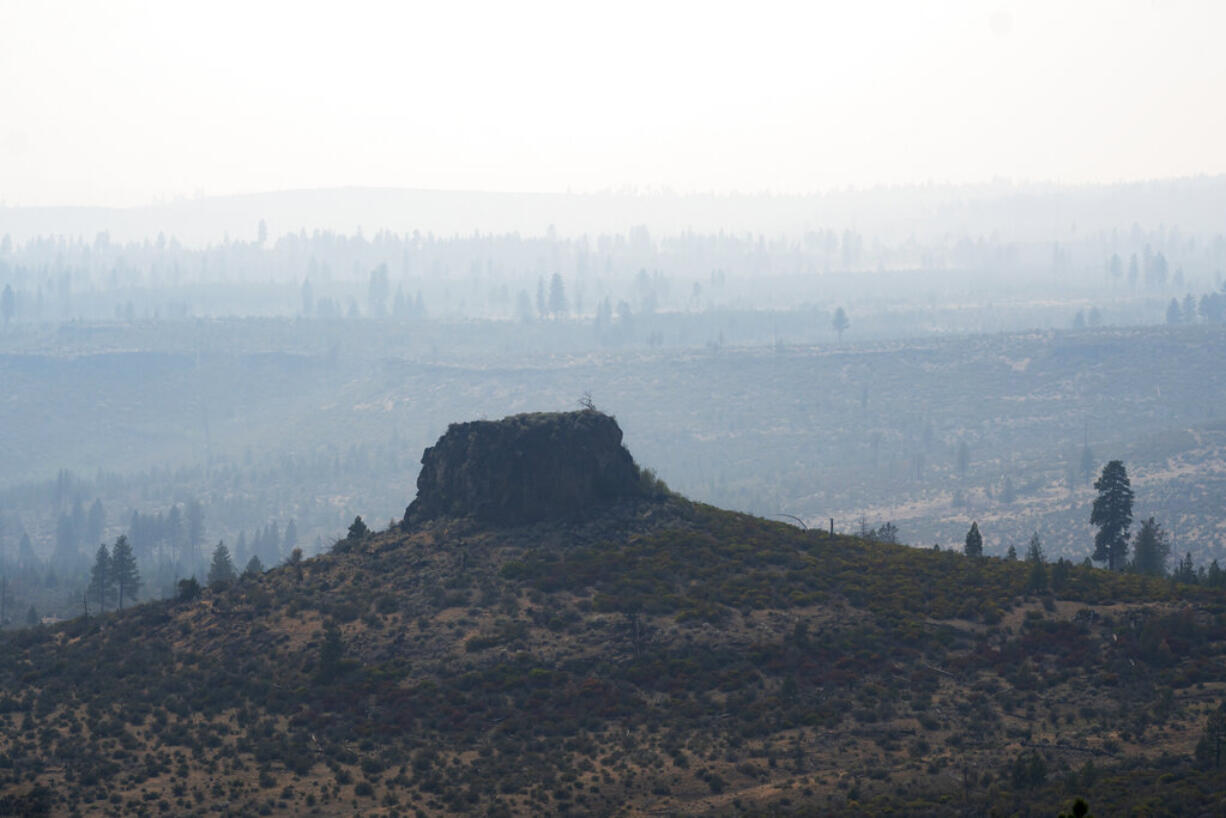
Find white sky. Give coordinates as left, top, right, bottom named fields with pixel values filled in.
left=1, top=0, right=1224, bottom=207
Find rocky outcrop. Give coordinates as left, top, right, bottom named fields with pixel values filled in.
left=404, top=410, right=648, bottom=526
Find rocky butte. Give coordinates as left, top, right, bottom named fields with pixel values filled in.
left=403, top=408, right=653, bottom=527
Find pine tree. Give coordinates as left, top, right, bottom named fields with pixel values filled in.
left=87, top=544, right=115, bottom=613
left=832, top=306, right=849, bottom=341
left=207, top=542, right=237, bottom=588
left=963, top=522, right=983, bottom=558
left=347, top=516, right=369, bottom=541
left=1026, top=533, right=1047, bottom=592
left=1090, top=460, right=1133, bottom=570
left=1174, top=551, right=1197, bottom=584
left=110, top=535, right=141, bottom=609
left=176, top=577, right=201, bottom=601
left=1166, top=298, right=1183, bottom=325
left=1130, top=517, right=1170, bottom=577
left=875, top=522, right=898, bottom=544
left=1024, top=532, right=1043, bottom=563
left=548, top=273, right=567, bottom=317
left=243, top=555, right=265, bottom=579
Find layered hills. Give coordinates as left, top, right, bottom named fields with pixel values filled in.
left=2, top=410, right=1226, bottom=817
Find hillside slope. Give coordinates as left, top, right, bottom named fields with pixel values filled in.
left=2, top=413, right=1226, bottom=816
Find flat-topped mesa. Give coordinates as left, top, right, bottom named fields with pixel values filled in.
left=404, top=409, right=649, bottom=526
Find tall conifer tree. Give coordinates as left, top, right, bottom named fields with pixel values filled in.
left=964, top=522, right=983, bottom=557
left=88, top=544, right=115, bottom=612
left=1091, top=461, right=1133, bottom=570
left=110, top=535, right=141, bottom=609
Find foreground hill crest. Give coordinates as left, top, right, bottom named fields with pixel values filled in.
left=3, top=419, right=1226, bottom=816
left=403, top=408, right=651, bottom=526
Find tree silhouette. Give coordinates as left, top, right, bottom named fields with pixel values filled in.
left=348, top=516, right=369, bottom=541
left=548, top=273, right=568, bottom=317
left=1026, top=532, right=1047, bottom=591
left=243, top=554, right=265, bottom=579
left=1025, top=532, right=1044, bottom=563
left=1130, top=517, right=1170, bottom=577
left=207, top=542, right=237, bottom=588
left=176, top=577, right=201, bottom=602
left=87, top=544, right=114, bottom=613
left=964, top=522, right=983, bottom=557
left=831, top=307, right=849, bottom=342
left=1090, top=460, right=1133, bottom=570
left=1173, top=551, right=1197, bottom=584
left=110, top=535, right=141, bottom=609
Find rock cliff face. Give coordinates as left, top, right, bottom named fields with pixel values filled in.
left=404, top=410, right=646, bottom=525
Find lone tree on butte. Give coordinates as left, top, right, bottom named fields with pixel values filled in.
left=1091, top=460, right=1133, bottom=571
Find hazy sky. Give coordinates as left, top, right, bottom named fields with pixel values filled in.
left=2, top=0, right=1224, bottom=207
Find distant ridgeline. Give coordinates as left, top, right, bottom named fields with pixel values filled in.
left=403, top=409, right=657, bottom=526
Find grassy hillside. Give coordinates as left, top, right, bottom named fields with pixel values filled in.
left=2, top=499, right=1226, bottom=816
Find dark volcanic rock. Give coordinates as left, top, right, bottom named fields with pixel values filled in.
left=404, top=409, right=646, bottom=525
